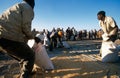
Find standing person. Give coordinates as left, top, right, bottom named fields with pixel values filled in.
left=0, top=0, right=35, bottom=78
left=49, top=28, right=57, bottom=51
left=57, top=28, right=63, bottom=47
left=66, top=27, right=72, bottom=40
left=97, top=11, right=118, bottom=42
left=72, top=27, right=77, bottom=41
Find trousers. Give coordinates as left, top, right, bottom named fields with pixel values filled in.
left=0, top=38, right=35, bottom=78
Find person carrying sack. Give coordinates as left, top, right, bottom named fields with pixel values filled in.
left=0, top=0, right=36, bottom=78
left=97, top=11, right=118, bottom=42
left=97, top=11, right=119, bottom=62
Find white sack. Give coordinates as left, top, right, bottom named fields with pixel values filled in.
left=33, top=43, right=54, bottom=70
left=101, top=41, right=119, bottom=62
left=102, top=33, right=109, bottom=41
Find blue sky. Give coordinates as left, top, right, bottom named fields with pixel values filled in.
left=0, top=0, right=120, bottom=31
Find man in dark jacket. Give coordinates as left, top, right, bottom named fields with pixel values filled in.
left=0, top=0, right=35, bottom=78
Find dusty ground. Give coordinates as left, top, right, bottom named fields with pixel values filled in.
left=0, top=40, right=120, bottom=78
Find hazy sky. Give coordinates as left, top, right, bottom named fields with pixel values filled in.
left=0, top=0, right=120, bottom=31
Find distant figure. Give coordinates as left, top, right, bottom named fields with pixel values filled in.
left=97, top=11, right=118, bottom=42
left=0, top=0, right=36, bottom=78
left=79, top=30, right=82, bottom=40
left=66, top=27, right=71, bottom=40
left=72, top=27, right=77, bottom=40
left=49, top=28, right=57, bottom=51
left=57, top=28, right=63, bottom=47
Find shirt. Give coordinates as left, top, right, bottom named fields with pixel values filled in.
left=0, top=1, right=34, bottom=42
left=99, top=16, right=118, bottom=36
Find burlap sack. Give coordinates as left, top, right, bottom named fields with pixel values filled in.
left=101, top=41, right=119, bottom=62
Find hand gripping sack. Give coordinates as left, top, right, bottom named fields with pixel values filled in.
left=101, top=41, right=119, bottom=63
left=27, top=39, right=35, bottom=48
left=33, top=43, right=54, bottom=70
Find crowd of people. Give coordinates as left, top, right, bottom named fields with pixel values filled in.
left=33, top=27, right=104, bottom=52
left=65, top=27, right=103, bottom=40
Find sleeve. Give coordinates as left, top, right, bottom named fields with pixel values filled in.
left=108, top=17, right=118, bottom=36
left=21, top=3, right=34, bottom=39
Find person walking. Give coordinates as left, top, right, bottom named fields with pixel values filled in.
left=0, top=0, right=36, bottom=78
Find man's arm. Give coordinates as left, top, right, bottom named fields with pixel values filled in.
left=109, top=26, right=118, bottom=36
left=109, top=17, right=118, bottom=36
left=21, top=3, right=35, bottom=40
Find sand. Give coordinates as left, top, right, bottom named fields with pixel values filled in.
left=0, top=40, right=120, bottom=78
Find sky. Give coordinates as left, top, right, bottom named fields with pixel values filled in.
left=0, top=0, right=120, bottom=31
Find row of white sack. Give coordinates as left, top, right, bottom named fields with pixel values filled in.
left=27, top=40, right=54, bottom=70
left=28, top=38, right=120, bottom=66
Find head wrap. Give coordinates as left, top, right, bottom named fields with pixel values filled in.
left=23, top=0, right=35, bottom=8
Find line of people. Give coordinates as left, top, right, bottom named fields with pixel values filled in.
left=33, top=27, right=104, bottom=52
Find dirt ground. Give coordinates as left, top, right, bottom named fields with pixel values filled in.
left=0, top=40, right=120, bottom=78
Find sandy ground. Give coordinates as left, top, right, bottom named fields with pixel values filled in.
left=0, top=40, right=120, bottom=78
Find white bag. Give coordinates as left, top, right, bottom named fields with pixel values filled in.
left=102, top=33, right=109, bottom=41
left=62, top=41, right=70, bottom=49
left=33, top=43, right=54, bottom=70
left=101, top=41, right=119, bottom=62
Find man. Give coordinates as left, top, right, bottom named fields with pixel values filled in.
left=0, top=0, right=35, bottom=78
left=97, top=11, right=118, bottom=42
left=49, top=28, right=57, bottom=51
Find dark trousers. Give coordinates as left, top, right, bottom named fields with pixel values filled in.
left=109, top=35, right=117, bottom=42
left=49, top=37, right=57, bottom=51
left=0, top=38, right=35, bottom=78
left=57, top=36, right=63, bottom=46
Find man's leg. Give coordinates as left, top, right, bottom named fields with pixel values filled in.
left=49, top=38, right=53, bottom=51
left=0, top=38, right=35, bottom=78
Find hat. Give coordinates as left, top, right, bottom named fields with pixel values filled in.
left=23, top=0, right=35, bottom=8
